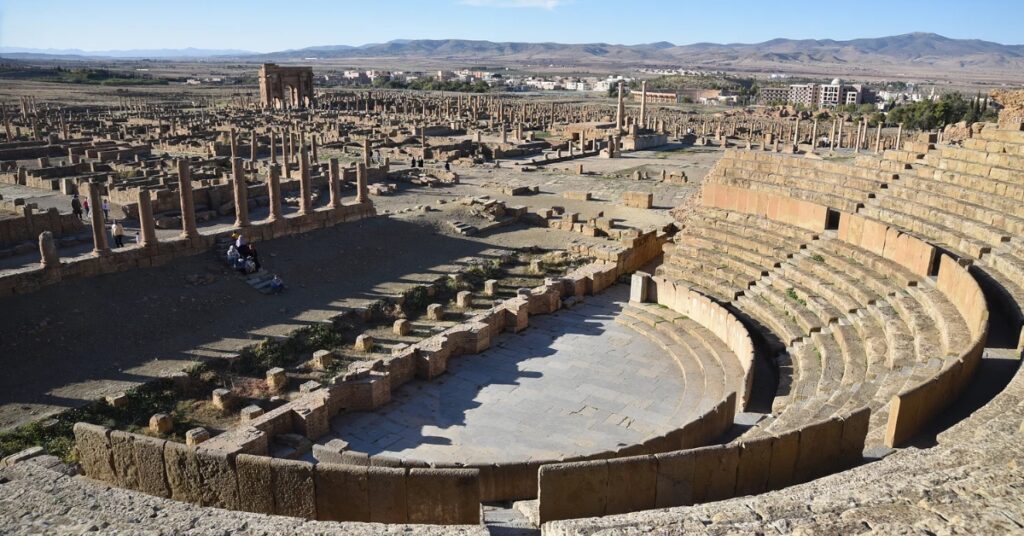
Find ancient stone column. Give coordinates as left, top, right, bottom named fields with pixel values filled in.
left=793, top=118, right=800, bottom=146
left=362, top=138, right=371, bottom=168
left=229, top=128, right=238, bottom=158
left=311, top=135, right=319, bottom=163
left=298, top=146, right=312, bottom=215
left=829, top=120, right=837, bottom=151
left=177, top=159, right=199, bottom=239
left=267, top=164, right=282, bottom=222
left=896, top=123, right=904, bottom=150
left=270, top=130, right=277, bottom=164
left=136, top=189, right=157, bottom=247
left=501, top=123, right=508, bottom=144
left=356, top=162, right=369, bottom=204
left=811, top=119, right=819, bottom=150
left=837, top=120, right=844, bottom=150
left=875, top=122, right=883, bottom=154
left=639, top=80, right=647, bottom=129
left=231, top=157, right=249, bottom=227
left=615, top=81, right=624, bottom=132
left=85, top=182, right=110, bottom=256
left=328, top=158, right=341, bottom=208
left=284, top=128, right=293, bottom=178
left=39, top=231, right=59, bottom=268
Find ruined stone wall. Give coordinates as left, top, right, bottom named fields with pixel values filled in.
left=73, top=423, right=481, bottom=525
left=0, top=201, right=375, bottom=298
left=0, top=205, right=85, bottom=247
left=993, top=89, right=1024, bottom=127
left=535, top=408, right=870, bottom=523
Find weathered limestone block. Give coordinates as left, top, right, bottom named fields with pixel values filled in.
left=314, top=463, right=371, bottom=522
left=605, top=456, right=657, bottom=516
left=735, top=435, right=774, bottom=496
left=766, top=430, right=800, bottom=490
left=185, top=427, right=210, bottom=447
left=266, top=367, right=287, bottom=393
left=368, top=466, right=408, bottom=523
left=538, top=460, right=608, bottom=523
left=109, top=430, right=140, bottom=490
left=690, top=444, right=739, bottom=503
left=105, top=392, right=128, bottom=408
left=456, top=291, right=473, bottom=308
left=292, top=394, right=330, bottom=440
left=211, top=388, right=233, bottom=410
left=654, top=449, right=695, bottom=508
left=349, top=371, right=391, bottom=410
left=564, top=191, right=592, bottom=201
left=149, top=413, right=173, bottom=434
left=132, top=434, right=170, bottom=497
left=426, top=303, right=445, bottom=321
left=407, top=468, right=481, bottom=525
left=240, top=405, right=264, bottom=422
left=194, top=447, right=241, bottom=509
left=354, top=334, right=375, bottom=353
left=162, top=441, right=203, bottom=504
left=393, top=318, right=411, bottom=336
left=311, top=349, right=335, bottom=370
left=484, top=279, right=498, bottom=297
left=271, top=458, right=317, bottom=519
left=236, top=453, right=274, bottom=514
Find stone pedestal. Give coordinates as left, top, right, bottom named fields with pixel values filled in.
left=38, top=231, right=59, bottom=268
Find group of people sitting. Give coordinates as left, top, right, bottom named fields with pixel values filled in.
left=225, top=233, right=285, bottom=293
left=226, top=233, right=261, bottom=273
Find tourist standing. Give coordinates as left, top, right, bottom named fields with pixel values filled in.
left=111, top=220, right=125, bottom=248
left=101, top=198, right=110, bottom=220
left=70, top=194, right=83, bottom=220
left=82, top=198, right=90, bottom=218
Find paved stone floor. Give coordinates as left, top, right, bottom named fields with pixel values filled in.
left=318, top=285, right=691, bottom=464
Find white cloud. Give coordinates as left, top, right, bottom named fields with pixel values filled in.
left=460, top=0, right=565, bottom=9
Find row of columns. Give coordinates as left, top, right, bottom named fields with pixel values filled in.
left=63, top=156, right=370, bottom=261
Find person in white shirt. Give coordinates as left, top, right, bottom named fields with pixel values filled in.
left=111, top=220, right=125, bottom=248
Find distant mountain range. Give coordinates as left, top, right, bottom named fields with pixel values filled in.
left=3, top=33, right=1023, bottom=74
left=0, top=47, right=255, bottom=59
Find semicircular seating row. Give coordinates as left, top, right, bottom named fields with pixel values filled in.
left=528, top=124, right=1012, bottom=526
left=713, top=124, right=1024, bottom=346
left=661, top=202, right=973, bottom=447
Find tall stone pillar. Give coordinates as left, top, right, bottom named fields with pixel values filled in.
left=39, top=231, right=59, bottom=269
left=284, top=128, right=293, bottom=178
left=874, top=122, right=883, bottom=154
left=362, top=138, right=371, bottom=168
left=298, top=146, right=312, bottom=215
left=328, top=158, right=341, bottom=208
left=615, top=81, right=624, bottom=132
left=356, top=162, right=369, bottom=204
left=85, top=182, right=110, bottom=256
left=639, top=80, right=647, bottom=129
left=267, top=164, right=282, bottom=222
left=811, top=119, right=819, bottom=150
left=896, top=123, right=904, bottom=150
left=229, top=128, right=238, bottom=159
left=250, top=130, right=257, bottom=161
left=270, top=130, right=277, bottom=164
left=137, top=189, right=157, bottom=247
left=311, top=135, right=318, bottom=163
left=232, top=157, right=249, bottom=227
left=177, top=159, right=198, bottom=239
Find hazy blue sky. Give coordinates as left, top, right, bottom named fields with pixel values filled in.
left=2, top=0, right=1021, bottom=52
